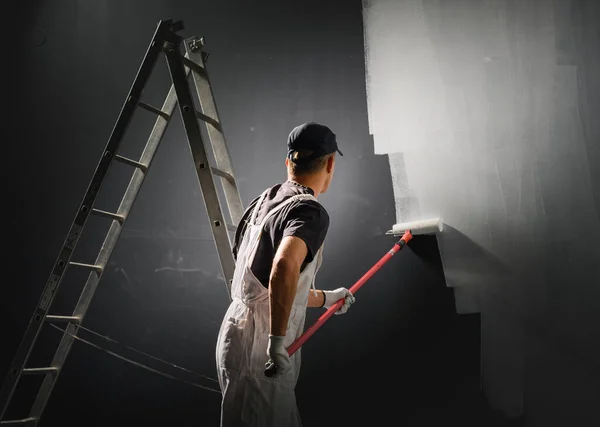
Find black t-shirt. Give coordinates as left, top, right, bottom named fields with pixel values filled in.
left=232, top=181, right=330, bottom=288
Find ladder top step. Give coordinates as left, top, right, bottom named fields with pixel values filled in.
left=180, top=55, right=207, bottom=77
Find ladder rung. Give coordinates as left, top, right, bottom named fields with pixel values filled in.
left=0, top=418, right=37, bottom=426
left=22, top=367, right=58, bottom=376
left=137, top=100, right=171, bottom=120
left=69, top=262, right=103, bottom=273
left=45, top=315, right=81, bottom=324
left=92, top=208, right=125, bottom=223
left=180, top=55, right=207, bottom=77
left=195, top=110, right=222, bottom=131
left=210, top=166, right=234, bottom=183
left=114, top=155, right=148, bottom=172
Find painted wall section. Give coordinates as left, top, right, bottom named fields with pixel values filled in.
left=363, top=0, right=600, bottom=423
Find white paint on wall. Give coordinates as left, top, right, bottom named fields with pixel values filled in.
left=363, top=0, right=600, bottom=421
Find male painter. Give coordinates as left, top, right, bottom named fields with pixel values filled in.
left=215, top=122, right=355, bottom=426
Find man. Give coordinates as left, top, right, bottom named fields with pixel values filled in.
left=215, top=122, right=355, bottom=426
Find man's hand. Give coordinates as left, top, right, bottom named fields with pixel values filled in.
left=266, top=335, right=291, bottom=376
left=323, top=288, right=355, bottom=315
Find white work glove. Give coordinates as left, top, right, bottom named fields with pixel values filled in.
left=266, top=335, right=292, bottom=376
left=322, top=288, right=355, bottom=315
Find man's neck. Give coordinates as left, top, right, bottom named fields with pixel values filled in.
left=287, top=175, right=321, bottom=198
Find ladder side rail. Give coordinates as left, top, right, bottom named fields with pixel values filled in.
left=184, top=38, right=244, bottom=228
left=164, top=40, right=235, bottom=300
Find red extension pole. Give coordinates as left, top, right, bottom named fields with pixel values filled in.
left=285, top=230, right=413, bottom=356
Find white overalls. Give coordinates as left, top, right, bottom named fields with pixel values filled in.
left=216, top=190, right=324, bottom=427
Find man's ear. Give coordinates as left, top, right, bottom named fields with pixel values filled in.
left=285, top=158, right=290, bottom=168
left=327, top=155, right=335, bottom=173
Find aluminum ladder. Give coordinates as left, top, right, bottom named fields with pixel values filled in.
left=0, top=19, right=242, bottom=426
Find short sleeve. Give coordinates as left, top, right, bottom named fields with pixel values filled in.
left=282, top=201, right=330, bottom=263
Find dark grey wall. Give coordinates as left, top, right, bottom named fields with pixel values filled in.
left=5, top=1, right=493, bottom=426
left=363, top=0, right=600, bottom=425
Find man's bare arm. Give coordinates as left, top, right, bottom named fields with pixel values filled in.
left=269, top=236, right=307, bottom=336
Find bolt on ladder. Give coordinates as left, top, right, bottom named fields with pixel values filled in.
left=0, top=19, right=242, bottom=426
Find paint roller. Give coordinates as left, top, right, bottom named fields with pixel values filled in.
left=264, top=217, right=443, bottom=377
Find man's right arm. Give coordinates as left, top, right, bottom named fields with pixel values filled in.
left=269, top=235, right=308, bottom=336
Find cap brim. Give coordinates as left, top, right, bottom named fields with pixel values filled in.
left=337, top=148, right=344, bottom=156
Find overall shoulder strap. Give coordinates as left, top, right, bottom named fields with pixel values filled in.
left=249, top=189, right=270, bottom=225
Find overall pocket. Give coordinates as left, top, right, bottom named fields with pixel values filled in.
left=217, top=316, right=248, bottom=372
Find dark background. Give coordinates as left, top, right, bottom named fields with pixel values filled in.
left=4, top=0, right=588, bottom=426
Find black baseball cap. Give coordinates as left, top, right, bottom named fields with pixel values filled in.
left=287, top=122, right=343, bottom=163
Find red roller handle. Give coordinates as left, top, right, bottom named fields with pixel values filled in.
left=264, top=231, right=413, bottom=377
